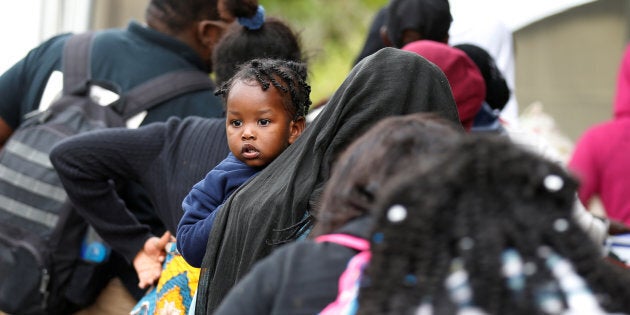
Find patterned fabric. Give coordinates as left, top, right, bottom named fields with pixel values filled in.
left=130, top=243, right=200, bottom=315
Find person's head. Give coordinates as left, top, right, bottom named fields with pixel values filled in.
left=358, top=135, right=630, bottom=314
left=382, top=0, right=452, bottom=48
left=455, top=43, right=510, bottom=111
left=145, top=0, right=231, bottom=72
left=402, top=40, right=485, bottom=131
left=354, top=6, right=388, bottom=65
left=216, top=58, right=310, bottom=168
left=309, top=113, right=462, bottom=237
left=212, top=16, right=304, bottom=85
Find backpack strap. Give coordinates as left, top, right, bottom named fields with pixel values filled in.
left=121, top=70, right=215, bottom=120
left=315, top=234, right=370, bottom=252
left=61, top=33, right=213, bottom=119
left=317, top=233, right=371, bottom=315
left=62, top=32, right=95, bottom=95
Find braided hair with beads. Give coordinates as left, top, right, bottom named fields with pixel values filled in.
left=357, top=135, right=630, bottom=315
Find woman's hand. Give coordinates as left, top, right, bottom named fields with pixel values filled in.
left=133, top=231, right=173, bottom=288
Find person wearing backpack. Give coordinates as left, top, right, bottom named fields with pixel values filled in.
left=0, top=0, right=231, bottom=147
left=212, top=113, right=463, bottom=315
left=0, top=0, right=231, bottom=314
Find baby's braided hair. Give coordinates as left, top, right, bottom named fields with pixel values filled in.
left=215, top=58, right=311, bottom=119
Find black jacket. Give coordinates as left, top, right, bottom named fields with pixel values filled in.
left=215, top=216, right=373, bottom=315
left=51, top=117, right=229, bottom=262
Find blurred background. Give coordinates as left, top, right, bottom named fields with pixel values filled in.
left=1, top=0, right=629, bottom=144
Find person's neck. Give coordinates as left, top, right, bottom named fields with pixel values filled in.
left=145, top=5, right=176, bottom=37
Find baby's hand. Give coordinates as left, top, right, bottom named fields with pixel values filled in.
left=133, top=231, right=173, bottom=288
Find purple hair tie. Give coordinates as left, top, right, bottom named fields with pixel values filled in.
left=238, top=5, right=265, bottom=30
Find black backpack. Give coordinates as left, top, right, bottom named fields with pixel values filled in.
left=0, top=32, right=214, bottom=314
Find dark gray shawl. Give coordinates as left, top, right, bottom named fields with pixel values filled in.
left=196, top=47, right=461, bottom=313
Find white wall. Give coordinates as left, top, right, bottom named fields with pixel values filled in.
left=0, top=0, right=91, bottom=73
left=449, top=0, right=597, bottom=31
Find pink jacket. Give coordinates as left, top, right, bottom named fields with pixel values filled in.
left=569, top=44, right=630, bottom=224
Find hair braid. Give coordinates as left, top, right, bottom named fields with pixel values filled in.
left=358, top=135, right=630, bottom=314
left=215, top=58, right=311, bottom=119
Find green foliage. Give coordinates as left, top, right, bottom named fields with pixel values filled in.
left=262, top=0, right=387, bottom=106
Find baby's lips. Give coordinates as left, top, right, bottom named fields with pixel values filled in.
left=241, top=143, right=260, bottom=159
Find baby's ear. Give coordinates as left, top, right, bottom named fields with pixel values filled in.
left=288, top=117, right=306, bottom=144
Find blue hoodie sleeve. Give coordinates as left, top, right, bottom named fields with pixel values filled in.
left=177, top=154, right=258, bottom=267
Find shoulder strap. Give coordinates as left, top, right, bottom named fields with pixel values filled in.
left=315, top=233, right=370, bottom=252
left=62, top=32, right=95, bottom=95
left=121, top=70, right=215, bottom=119
left=318, top=236, right=371, bottom=315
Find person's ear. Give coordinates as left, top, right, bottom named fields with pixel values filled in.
left=380, top=26, right=393, bottom=47
left=288, top=117, right=306, bottom=144
left=196, top=20, right=229, bottom=50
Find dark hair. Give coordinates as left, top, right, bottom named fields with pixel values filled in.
left=309, top=113, right=462, bottom=237
left=147, top=0, right=221, bottom=33
left=455, top=43, right=510, bottom=111
left=220, top=0, right=258, bottom=18
left=215, top=58, right=311, bottom=119
left=358, top=135, right=630, bottom=314
left=212, top=17, right=304, bottom=85
left=354, top=6, right=388, bottom=65
left=386, top=0, right=452, bottom=47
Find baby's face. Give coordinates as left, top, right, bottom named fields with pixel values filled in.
left=225, top=80, right=303, bottom=168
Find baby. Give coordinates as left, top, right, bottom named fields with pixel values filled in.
left=177, top=58, right=311, bottom=267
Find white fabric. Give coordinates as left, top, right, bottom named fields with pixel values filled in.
left=572, top=198, right=609, bottom=253
left=448, top=4, right=518, bottom=126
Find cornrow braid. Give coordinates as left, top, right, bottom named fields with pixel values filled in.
left=358, top=135, right=630, bottom=315
left=216, top=58, right=311, bottom=119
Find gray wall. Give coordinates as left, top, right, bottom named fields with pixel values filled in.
left=90, top=0, right=148, bottom=30
left=514, top=0, right=629, bottom=141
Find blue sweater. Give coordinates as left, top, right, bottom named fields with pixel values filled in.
left=177, top=153, right=259, bottom=267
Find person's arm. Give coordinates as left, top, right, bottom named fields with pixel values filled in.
left=0, top=33, right=68, bottom=147
left=0, top=117, right=12, bottom=149
left=133, top=231, right=173, bottom=289
left=50, top=123, right=171, bottom=262
left=608, top=219, right=630, bottom=235
left=0, top=54, right=30, bottom=148
left=177, top=155, right=258, bottom=267
left=177, top=166, right=229, bottom=267
left=568, top=130, right=600, bottom=207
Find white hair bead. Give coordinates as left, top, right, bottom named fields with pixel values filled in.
left=543, top=174, right=564, bottom=192
left=387, top=204, right=407, bottom=223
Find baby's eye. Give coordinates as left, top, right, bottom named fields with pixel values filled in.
left=258, top=119, right=271, bottom=126
left=230, top=120, right=242, bottom=127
